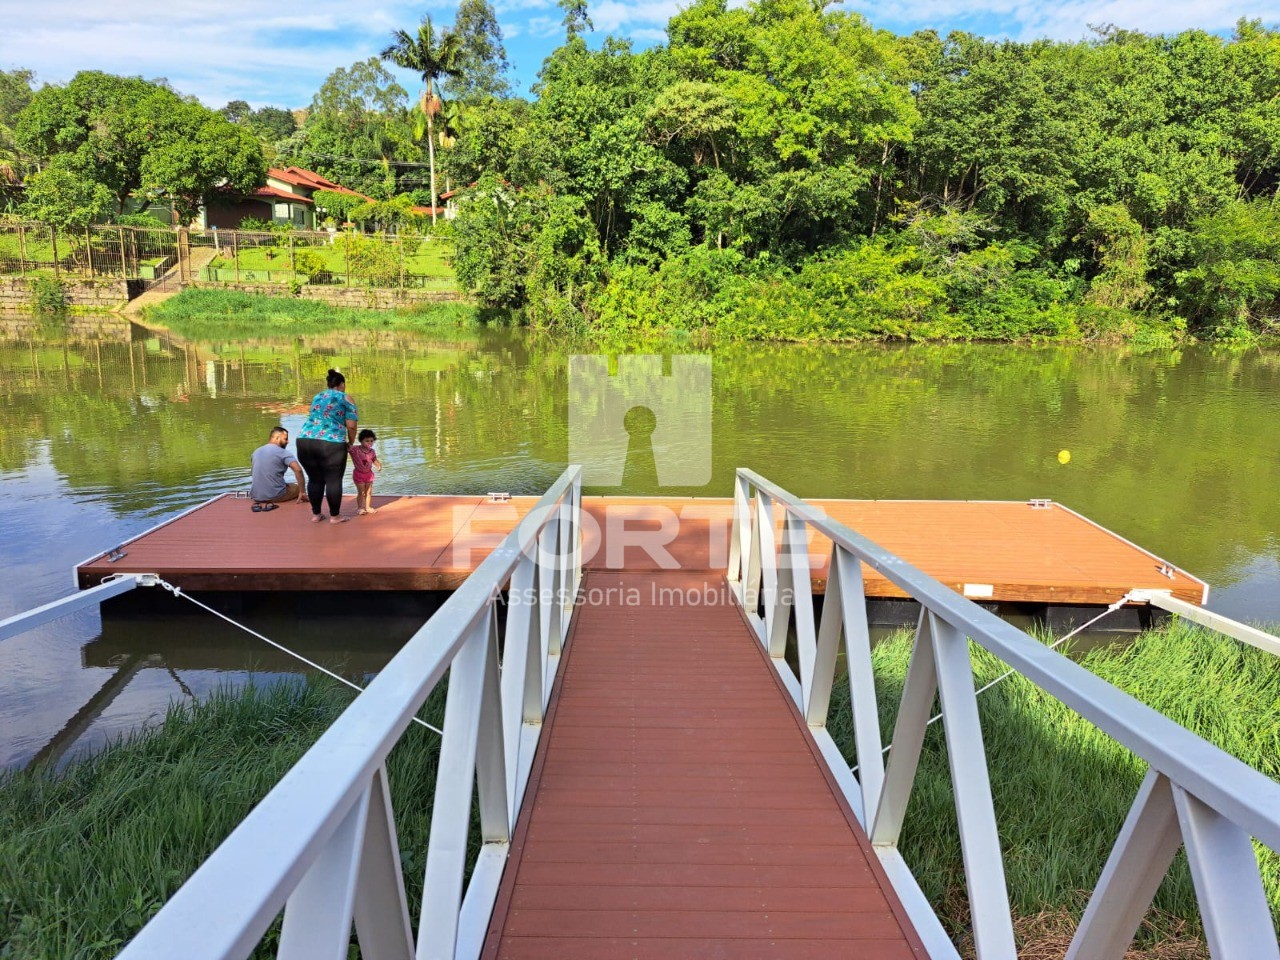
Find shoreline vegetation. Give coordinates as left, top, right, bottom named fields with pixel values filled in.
left=2, top=619, right=1274, bottom=958
left=143, top=287, right=1204, bottom=347
left=143, top=289, right=485, bottom=340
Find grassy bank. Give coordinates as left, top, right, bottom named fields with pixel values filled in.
left=1, top=621, right=1275, bottom=958
left=207, top=237, right=454, bottom=281
left=0, top=679, right=447, bottom=959
left=825, top=618, right=1280, bottom=956
left=144, top=289, right=489, bottom=339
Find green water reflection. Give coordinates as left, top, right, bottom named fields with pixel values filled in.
left=1, top=316, right=1278, bottom=764
left=4, top=320, right=1279, bottom=601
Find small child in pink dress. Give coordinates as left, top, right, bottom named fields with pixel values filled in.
left=351, top=429, right=382, bottom=515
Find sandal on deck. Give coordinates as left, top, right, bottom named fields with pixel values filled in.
left=251, top=503, right=263, bottom=512
left=260, top=503, right=278, bottom=512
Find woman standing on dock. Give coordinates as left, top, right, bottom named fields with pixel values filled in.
left=296, top=369, right=358, bottom=524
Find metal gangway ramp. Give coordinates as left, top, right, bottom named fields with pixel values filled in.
left=481, top=568, right=926, bottom=959
left=93, top=466, right=1280, bottom=960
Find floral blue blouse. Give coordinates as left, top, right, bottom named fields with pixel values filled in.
left=298, top=389, right=358, bottom=443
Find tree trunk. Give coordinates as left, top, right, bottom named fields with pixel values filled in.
left=423, top=86, right=438, bottom=227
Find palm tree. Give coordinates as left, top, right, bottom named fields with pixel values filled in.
left=0, top=123, right=23, bottom=187
left=381, top=18, right=463, bottom=226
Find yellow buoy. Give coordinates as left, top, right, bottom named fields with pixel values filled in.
left=1058, top=450, right=1071, bottom=465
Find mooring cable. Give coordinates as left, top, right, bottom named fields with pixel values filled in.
left=852, top=591, right=1135, bottom=774
left=145, top=576, right=443, bottom=735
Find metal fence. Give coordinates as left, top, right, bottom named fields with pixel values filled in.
left=0, top=222, right=457, bottom=291
left=187, top=226, right=458, bottom=291
left=0, top=222, right=179, bottom=280
left=728, top=468, right=1280, bottom=960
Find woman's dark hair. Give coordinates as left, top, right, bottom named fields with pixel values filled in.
left=326, top=368, right=345, bottom=389
left=357, top=429, right=377, bottom=442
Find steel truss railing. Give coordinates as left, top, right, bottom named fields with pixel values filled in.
left=117, top=466, right=584, bottom=960
left=727, top=468, right=1280, bottom=960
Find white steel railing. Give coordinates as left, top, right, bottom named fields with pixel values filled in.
left=0, top=573, right=148, bottom=642
left=728, top=468, right=1280, bottom=960
left=1130, top=589, right=1280, bottom=658
left=117, top=465, right=583, bottom=960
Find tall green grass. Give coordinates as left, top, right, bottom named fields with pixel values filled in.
left=825, top=618, right=1280, bottom=949
left=144, top=289, right=489, bottom=339
left=0, top=678, right=448, bottom=960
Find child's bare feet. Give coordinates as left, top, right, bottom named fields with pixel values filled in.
left=330, top=515, right=349, bottom=524
left=311, top=514, right=324, bottom=523
left=366, top=507, right=378, bottom=515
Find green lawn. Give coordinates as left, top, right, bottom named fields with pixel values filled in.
left=207, top=236, right=455, bottom=283
left=0, top=232, right=58, bottom=266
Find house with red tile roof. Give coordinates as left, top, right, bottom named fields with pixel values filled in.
left=199, top=166, right=373, bottom=230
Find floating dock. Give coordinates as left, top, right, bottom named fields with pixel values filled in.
left=76, top=493, right=1206, bottom=606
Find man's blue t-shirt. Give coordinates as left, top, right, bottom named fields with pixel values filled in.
left=250, top=444, right=298, bottom=501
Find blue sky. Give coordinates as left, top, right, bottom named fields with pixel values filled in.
left=2, top=0, right=1274, bottom=110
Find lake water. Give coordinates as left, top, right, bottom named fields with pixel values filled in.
left=2, top=316, right=1278, bottom=767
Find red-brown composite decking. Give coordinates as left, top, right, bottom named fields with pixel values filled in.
left=76, top=494, right=1207, bottom=605
left=482, top=570, right=930, bottom=960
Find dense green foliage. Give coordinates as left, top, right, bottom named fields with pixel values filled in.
left=218, top=100, right=299, bottom=144
left=7, top=3, right=1279, bottom=340
left=14, top=72, right=265, bottom=224
left=274, top=1, right=508, bottom=207
left=0, top=69, right=35, bottom=208
left=275, top=58, right=416, bottom=199
left=442, top=2, right=1280, bottom=341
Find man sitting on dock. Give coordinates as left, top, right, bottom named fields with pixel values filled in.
left=250, top=427, right=306, bottom=509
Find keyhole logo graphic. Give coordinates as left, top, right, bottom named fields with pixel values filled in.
left=568, top=355, right=712, bottom=486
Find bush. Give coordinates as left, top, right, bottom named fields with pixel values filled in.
left=1176, top=199, right=1280, bottom=340
left=291, top=248, right=326, bottom=282
left=115, top=213, right=169, bottom=229
left=313, top=189, right=363, bottom=224
left=347, top=235, right=400, bottom=286
left=29, top=276, right=68, bottom=316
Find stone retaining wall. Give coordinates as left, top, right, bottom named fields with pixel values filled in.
left=187, top=281, right=465, bottom=309
left=0, top=276, right=130, bottom=314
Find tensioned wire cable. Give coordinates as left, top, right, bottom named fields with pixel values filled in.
left=147, top=576, right=443, bottom=735
left=852, top=591, right=1134, bottom=774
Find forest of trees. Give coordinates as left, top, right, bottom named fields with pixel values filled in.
left=441, top=0, right=1280, bottom=342
left=2, top=0, right=1278, bottom=342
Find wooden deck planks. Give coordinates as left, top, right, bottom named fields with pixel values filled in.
left=481, top=571, right=930, bottom=960
left=76, top=493, right=1206, bottom=604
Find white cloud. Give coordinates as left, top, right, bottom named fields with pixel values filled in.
left=2, top=0, right=1271, bottom=112
left=0, top=0, right=451, bottom=107
left=848, top=0, right=1276, bottom=38
left=590, top=0, right=682, bottom=32
left=523, top=15, right=565, bottom=39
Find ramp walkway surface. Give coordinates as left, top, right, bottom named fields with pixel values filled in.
left=480, top=570, right=929, bottom=960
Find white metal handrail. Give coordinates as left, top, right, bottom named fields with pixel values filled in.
left=728, top=468, right=1280, bottom=960
left=1131, top=588, right=1280, bottom=657
left=0, top=573, right=146, bottom=642
left=117, top=465, right=584, bottom=960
